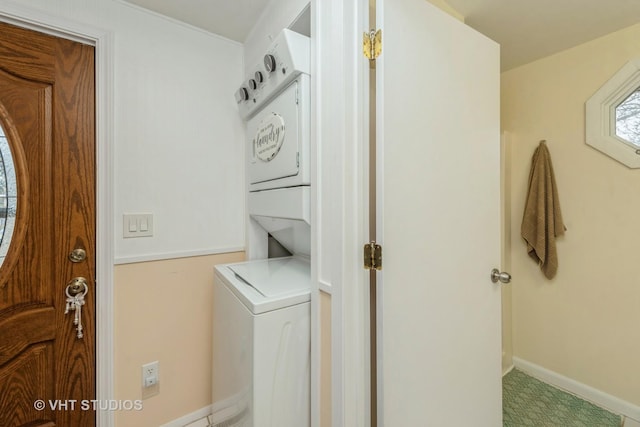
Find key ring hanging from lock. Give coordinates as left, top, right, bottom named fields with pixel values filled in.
left=65, top=277, right=89, bottom=298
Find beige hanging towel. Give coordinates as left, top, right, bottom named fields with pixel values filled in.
left=521, top=141, right=566, bottom=279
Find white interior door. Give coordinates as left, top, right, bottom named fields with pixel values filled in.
left=376, top=0, right=502, bottom=425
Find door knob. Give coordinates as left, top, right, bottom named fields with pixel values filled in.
left=65, top=277, right=88, bottom=339
left=490, top=268, right=511, bottom=284
left=67, top=276, right=88, bottom=296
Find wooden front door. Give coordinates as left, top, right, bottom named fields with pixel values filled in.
left=0, top=21, right=96, bottom=426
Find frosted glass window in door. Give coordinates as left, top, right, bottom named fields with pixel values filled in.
left=615, top=88, right=640, bottom=148
left=0, top=122, right=17, bottom=267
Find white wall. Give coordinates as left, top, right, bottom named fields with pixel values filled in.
left=112, top=3, right=245, bottom=262
left=1, top=0, right=245, bottom=262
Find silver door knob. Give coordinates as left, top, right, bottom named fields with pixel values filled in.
left=490, top=268, right=511, bottom=284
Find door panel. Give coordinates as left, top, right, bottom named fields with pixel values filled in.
left=377, top=1, right=501, bottom=425
left=0, top=21, right=96, bottom=427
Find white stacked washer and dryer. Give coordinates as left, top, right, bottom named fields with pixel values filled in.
left=212, top=29, right=312, bottom=427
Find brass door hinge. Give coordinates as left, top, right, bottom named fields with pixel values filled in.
left=363, top=29, right=382, bottom=61
left=364, top=241, right=382, bottom=270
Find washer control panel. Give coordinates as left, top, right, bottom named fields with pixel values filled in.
left=236, top=29, right=310, bottom=120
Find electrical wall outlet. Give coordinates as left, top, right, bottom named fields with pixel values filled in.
left=141, top=361, right=159, bottom=399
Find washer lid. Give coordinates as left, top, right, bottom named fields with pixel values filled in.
left=217, top=257, right=310, bottom=314
left=228, top=257, right=310, bottom=297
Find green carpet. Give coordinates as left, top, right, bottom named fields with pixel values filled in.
left=503, top=369, right=621, bottom=427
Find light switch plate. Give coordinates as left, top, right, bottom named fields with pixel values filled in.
left=123, top=213, right=153, bottom=238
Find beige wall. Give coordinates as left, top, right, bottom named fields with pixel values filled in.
left=502, top=22, right=640, bottom=404
left=113, top=252, right=244, bottom=426
left=427, top=0, right=465, bottom=22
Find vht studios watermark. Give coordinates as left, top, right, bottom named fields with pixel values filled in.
left=34, top=399, right=143, bottom=411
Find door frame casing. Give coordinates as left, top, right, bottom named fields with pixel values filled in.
left=313, top=0, right=371, bottom=426
left=0, top=2, right=115, bottom=426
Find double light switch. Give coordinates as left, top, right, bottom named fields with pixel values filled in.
left=123, top=213, right=153, bottom=238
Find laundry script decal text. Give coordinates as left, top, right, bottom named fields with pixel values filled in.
left=254, top=113, right=286, bottom=162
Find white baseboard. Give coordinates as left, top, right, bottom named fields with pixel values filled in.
left=159, top=405, right=212, bottom=427
left=512, top=357, right=640, bottom=423
left=502, top=363, right=515, bottom=377
left=624, top=417, right=640, bottom=427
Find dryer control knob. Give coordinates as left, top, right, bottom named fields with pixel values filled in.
left=255, top=71, right=264, bottom=83
left=235, top=87, right=249, bottom=102
left=248, top=79, right=257, bottom=90
left=264, top=54, right=277, bottom=73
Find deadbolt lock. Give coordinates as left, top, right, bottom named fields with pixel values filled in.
left=68, top=248, right=87, bottom=263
